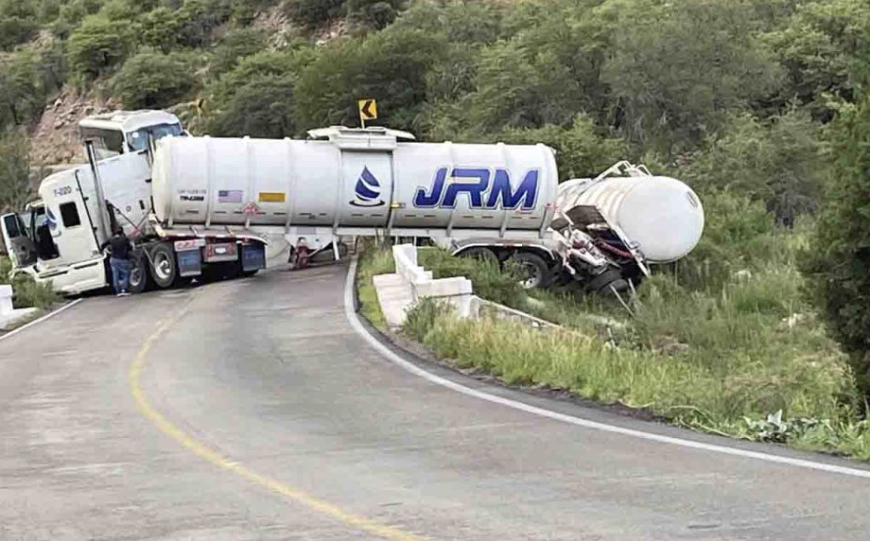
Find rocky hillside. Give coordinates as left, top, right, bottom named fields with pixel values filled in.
left=31, top=87, right=115, bottom=166
left=1, top=0, right=388, bottom=167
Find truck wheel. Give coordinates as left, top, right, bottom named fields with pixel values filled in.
left=587, top=268, right=629, bottom=295
left=129, top=251, right=149, bottom=294
left=459, top=247, right=498, bottom=264
left=508, top=252, right=552, bottom=289
left=149, top=243, right=178, bottom=289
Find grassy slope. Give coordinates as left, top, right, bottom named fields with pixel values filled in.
left=357, top=243, right=870, bottom=460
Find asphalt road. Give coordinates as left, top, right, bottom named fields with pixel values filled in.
left=2, top=263, right=870, bottom=540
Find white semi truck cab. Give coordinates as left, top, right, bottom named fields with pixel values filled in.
left=2, top=110, right=268, bottom=295
left=78, top=110, right=184, bottom=160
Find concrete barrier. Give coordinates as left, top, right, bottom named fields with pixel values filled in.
left=472, top=297, right=564, bottom=333
left=373, top=245, right=475, bottom=328
left=0, top=284, right=39, bottom=331
left=371, top=245, right=574, bottom=334
left=0, top=285, right=13, bottom=316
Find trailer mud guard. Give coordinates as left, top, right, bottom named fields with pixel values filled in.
left=242, top=244, right=266, bottom=272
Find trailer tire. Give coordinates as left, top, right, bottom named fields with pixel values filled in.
left=508, top=252, right=552, bottom=289
left=149, top=243, right=178, bottom=289
left=128, top=251, right=149, bottom=294
left=587, top=268, right=629, bottom=295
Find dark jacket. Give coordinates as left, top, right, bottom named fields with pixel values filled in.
left=101, top=234, right=133, bottom=260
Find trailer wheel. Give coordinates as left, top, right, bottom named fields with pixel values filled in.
left=128, top=251, right=149, bottom=294
left=149, top=243, right=178, bottom=289
left=508, top=252, right=552, bottom=289
left=587, top=268, right=629, bottom=295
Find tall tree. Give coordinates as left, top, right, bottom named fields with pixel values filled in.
left=0, top=51, right=45, bottom=129
left=67, top=15, right=136, bottom=80
left=805, top=95, right=870, bottom=395
left=0, top=131, right=35, bottom=214
left=602, top=0, right=782, bottom=153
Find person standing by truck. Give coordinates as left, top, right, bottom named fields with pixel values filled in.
left=101, top=227, right=133, bottom=297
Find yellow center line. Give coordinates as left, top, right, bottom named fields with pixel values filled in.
left=128, top=301, right=423, bottom=541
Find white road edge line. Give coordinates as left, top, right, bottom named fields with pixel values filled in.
left=344, top=258, right=870, bottom=480
left=0, top=299, right=84, bottom=344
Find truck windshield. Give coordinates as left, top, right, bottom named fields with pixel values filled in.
left=127, top=123, right=184, bottom=152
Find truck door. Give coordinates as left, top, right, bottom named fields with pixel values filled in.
left=1, top=213, right=37, bottom=268
left=48, top=178, right=101, bottom=266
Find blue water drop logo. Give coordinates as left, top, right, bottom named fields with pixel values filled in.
left=350, top=167, right=386, bottom=207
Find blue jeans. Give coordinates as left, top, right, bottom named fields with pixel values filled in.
left=110, top=258, right=131, bottom=294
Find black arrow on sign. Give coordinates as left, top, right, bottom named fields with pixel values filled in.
left=361, top=100, right=375, bottom=118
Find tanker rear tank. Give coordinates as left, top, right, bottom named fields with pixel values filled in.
left=557, top=173, right=705, bottom=264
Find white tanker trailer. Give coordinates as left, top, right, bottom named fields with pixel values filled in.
left=2, top=118, right=703, bottom=295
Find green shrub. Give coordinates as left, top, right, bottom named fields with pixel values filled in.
left=601, top=0, right=782, bottom=153
left=391, top=1, right=504, bottom=46
left=11, top=273, right=57, bottom=310
left=0, top=131, right=35, bottom=214
left=498, top=115, right=626, bottom=180
left=417, top=247, right=525, bottom=308
left=0, top=16, right=40, bottom=51
left=139, top=7, right=183, bottom=53
left=764, top=0, right=870, bottom=121
left=0, top=51, right=49, bottom=129
left=294, top=28, right=449, bottom=131
left=112, top=51, right=199, bottom=109
left=676, top=111, right=825, bottom=226
left=52, top=0, right=106, bottom=38
left=204, top=48, right=315, bottom=138
left=67, top=15, right=136, bottom=80
left=1, top=256, right=57, bottom=310
left=175, top=0, right=234, bottom=49
left=346, top=0, right=404, bottom=30
left=284, top=0, right=345, bottom=29
left=0, top=0, right=40, bottom=50
left=355, top=240, right=396, bottom=330
left=0, top=256, right=11, bottom=281
left=210, top=28, right=267, bottom=77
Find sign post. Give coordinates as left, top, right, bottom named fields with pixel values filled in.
left=358, top=99, right=378, bottom=129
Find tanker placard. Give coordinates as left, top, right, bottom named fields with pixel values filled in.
left=258, top=192, right=287, bottom=203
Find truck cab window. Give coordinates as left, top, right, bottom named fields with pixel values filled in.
left=60, top=203, right=81, bottom=228
left=80, top=127, right=124, bottom=159
left=3, top=214, right=22, bottom=238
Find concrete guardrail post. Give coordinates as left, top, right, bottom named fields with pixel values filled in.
left=0, top=285, right=13, bottom=316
